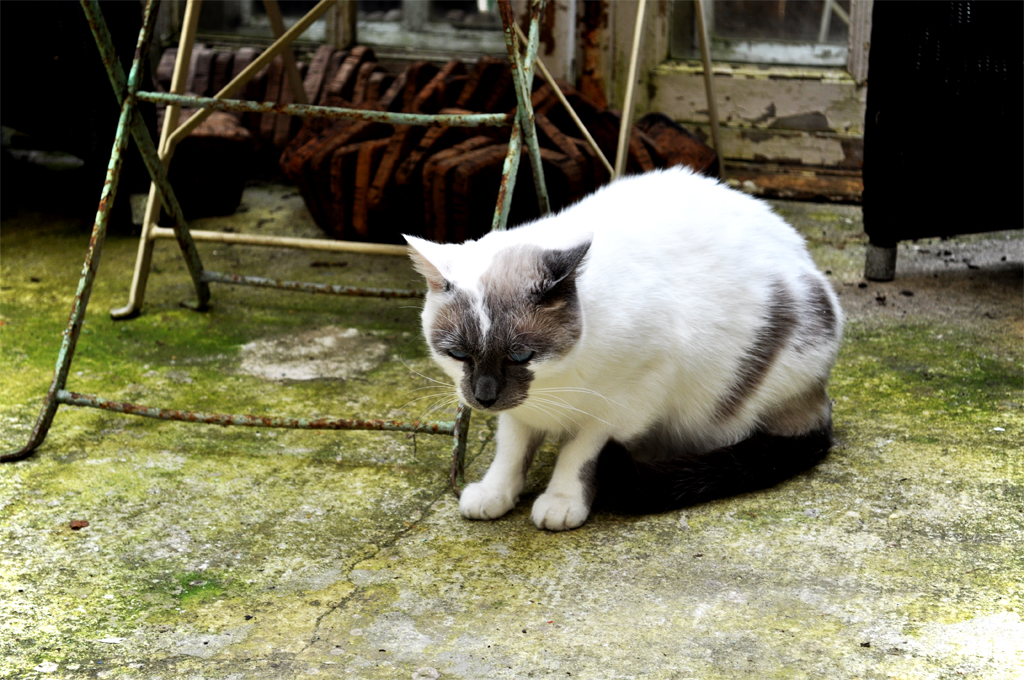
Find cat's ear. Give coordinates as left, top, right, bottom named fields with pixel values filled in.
left=404, top=235, right=451, bottom=293
left=541, top=233, right=593, bottom=290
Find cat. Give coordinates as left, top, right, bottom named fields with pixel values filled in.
left=405, top=166, right=843, bottom=531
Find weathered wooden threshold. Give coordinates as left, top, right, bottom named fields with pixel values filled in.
left=723, top=161, right=862, bottom=203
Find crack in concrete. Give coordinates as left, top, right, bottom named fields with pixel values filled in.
left=300, top=424, right=496, bottom=654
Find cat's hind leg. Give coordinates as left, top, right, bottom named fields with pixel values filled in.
left=531, top=428, right=607, bottom=531
left=460, top=413, right=544, bottom=521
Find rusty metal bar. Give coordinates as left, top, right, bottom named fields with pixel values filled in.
left=491, top=120, right=523, bottom=232
left=512, top=21, right=614, bottom=177
left=449, top=404, right=471, bottom=496
left=500, top=0, right=550, bottom=215
left=138, top=91, right=513, bottom=127
left=201, top=270, right=424, bottom=298
left=149, top=226, right=410, bottom=256
left=56, top=391, right=456, bottom=435
left=2, top=0, right=157, bottom=463
left=82, top=0, right=211, bottom=318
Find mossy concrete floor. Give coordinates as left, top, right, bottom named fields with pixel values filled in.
left=2, top=184, right=1021, bottom=679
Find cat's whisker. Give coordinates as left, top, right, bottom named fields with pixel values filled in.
left=398, top=358, right=456, bottom=388
left=531, top=386, right=627, bottom=409
left=418, top=396, right=462, bottom=421
left=524, top=397, right=589, bottom=430
left=395, top=391, right=458, bottom=412
left=520, top=401, right=575, bottom=433
left=527, top=395, right=614, bottom=428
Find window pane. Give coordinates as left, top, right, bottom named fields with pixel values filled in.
left=672, top=0, right=852, bottom=67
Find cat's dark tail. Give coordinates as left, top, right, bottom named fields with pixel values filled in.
left=590, top=423, right=832, bottom=514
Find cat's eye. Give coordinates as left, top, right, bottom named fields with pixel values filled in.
left=447, top=349, right=470, bottom=361
left=507, top=350, right=534, bottom=364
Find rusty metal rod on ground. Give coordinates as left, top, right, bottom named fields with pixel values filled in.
left=57, top=391, right=455, bottom=435
left=200, top=270, right=425, bottom=298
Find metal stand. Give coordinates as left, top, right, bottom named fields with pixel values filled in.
left=1, top=0, right=551, bottom=499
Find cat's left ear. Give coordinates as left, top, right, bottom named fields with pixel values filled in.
left=404, top=235, right=451, bottom=293
left=541, top=233, right=593, bottom=290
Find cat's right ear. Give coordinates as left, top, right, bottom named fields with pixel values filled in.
left=404, top=235, right=451, bottom=293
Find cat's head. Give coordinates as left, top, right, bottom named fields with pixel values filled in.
left=405, top=233, right=592, bottom=412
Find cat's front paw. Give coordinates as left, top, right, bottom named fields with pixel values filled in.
left=459, top=482, right=517, bottom=521
left=531, top=492, right=590, bottom=531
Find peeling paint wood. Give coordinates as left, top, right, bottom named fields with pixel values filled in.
left=685, top=124, right=863, bottom=169
left=650, top=61, right=867, bottom=135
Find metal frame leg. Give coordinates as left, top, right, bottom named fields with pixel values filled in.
left=111, top=0, right=205, bottom=319
left=2, top=0, right=160, bottom=462
left=4, top=0, right=558, bottom=503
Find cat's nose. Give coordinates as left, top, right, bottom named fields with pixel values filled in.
left=474, top=376, right=499, bottom=408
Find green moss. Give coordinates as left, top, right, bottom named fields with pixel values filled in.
left=3, top=191, right=1022, bottom=678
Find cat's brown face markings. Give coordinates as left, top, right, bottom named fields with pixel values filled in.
left=428, top=243, right=589, bottom=412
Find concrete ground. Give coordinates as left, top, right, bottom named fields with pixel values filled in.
left=1, top=183, right=1021, bottom=679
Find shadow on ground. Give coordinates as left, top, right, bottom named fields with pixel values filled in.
left=1, top=185, right=1021, bottom=679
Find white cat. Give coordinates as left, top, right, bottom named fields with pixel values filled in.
left=406, top=166, right=843, bottom=531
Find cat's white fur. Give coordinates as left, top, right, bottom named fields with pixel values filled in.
left=406, top=166, right=843, bottom=530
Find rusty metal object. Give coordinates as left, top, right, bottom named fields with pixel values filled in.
left=283, top=51, right=716, bottom=244
left=57, top=391, right=454, bottom=435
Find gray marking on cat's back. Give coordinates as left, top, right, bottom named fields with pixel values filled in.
left=797, top=273, right=839, bottom=351
left=715, top=281, right=798, bottom=422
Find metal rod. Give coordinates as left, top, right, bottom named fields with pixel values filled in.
left=449, top=403, right=471, bottom=496
left=614, top=0, right=647, bottom=179
left=111, top=0, right=204, bottom=319
left=818, top=0, right=834, bottom=44
left=512, top=21, right=613, bottom=177
left=138, top=91, right=512, bottom=127
left=200, top=270, right=424, bottom=298
left=150, top=227, right=410, bottom=255
left=491, top=119, right=523, bottom=232
left=499, top=0, right=550, bottom=215
left=694, top=0, right=725, bottom=178
left=263, top=0, right=309, bottom=105
left=3, top=1, right=158, bottom=463
left=168, top=0, right=335, bottom=147
left=85, top=0, right=211, bottom=314
left=56, top=391, right=455, bottom=435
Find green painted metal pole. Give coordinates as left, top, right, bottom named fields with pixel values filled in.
left=2, top=1, right=158, bottom=462
left=81, top=0, right=211, bottom=314
left=500, top=0, right=550, bottom=217
left=490, top=120, right=523, bottom=232
left=449, top=404, right=472, bottom=496
left=136, top=91, right=513, bottom=128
